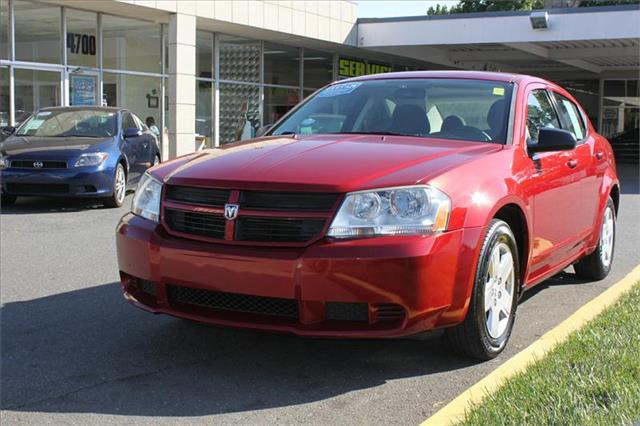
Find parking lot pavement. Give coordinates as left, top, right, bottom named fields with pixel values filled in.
left=1, top=164, right=639, bottom=425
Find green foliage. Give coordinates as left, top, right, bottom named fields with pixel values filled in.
left=460, top=283, right=640, bottom=426
left=427, top=0, right=640, bottom=15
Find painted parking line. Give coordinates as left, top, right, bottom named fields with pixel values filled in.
left=422, top=264, right=640, bottom=426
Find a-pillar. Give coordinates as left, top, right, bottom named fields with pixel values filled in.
left=167, top=12, right=196, bottom=159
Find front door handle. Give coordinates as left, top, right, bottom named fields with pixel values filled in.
left=566, top=159, right=578, bottom=169
left=595, top=151, right=604, bottom=160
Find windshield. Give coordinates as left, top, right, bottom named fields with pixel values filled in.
left=16, top=110, right=117, bottom=138
left=271, top=78, right=513, bottom=144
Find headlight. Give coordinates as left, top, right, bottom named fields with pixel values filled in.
left=327, top=185, right=451, bottom=238
left=131, top=172, right=162, bottom=223
left=74, top=152, right=109, bottom=167
left=0, top=156, right=8, bottom=169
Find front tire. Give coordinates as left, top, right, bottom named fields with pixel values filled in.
left=103, top=163, right=127, bottom=208
left=574, top=197, right=616, bottom=281
left=445, top=219, right=520, bottom=360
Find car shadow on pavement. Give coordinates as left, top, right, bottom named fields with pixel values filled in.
left=518, top=269, right=590, bottom=304
left=1, top=282, right=477, bottom=417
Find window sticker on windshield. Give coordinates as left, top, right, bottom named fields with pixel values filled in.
left=493, top=87, right=505, bottom=96
left=37, top=111, right=52, bottom=116
left=317, top=82, right=362, bottom=98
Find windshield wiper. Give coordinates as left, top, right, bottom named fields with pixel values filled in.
left=328, top=131, right=416, bottom=137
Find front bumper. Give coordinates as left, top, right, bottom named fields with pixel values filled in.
left=116, top=213, right=485, bottom=338
left=0, top=166, right=115, bottom=197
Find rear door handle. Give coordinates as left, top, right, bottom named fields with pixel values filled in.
left=566, top=159, right=578, bottom=169
left=595, top=151, right=604, bottom=160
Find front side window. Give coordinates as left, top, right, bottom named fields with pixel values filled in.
left=270, top=78, right=514, bottom=144
left=121, top=112, right=137, bottom=132
left=16, top=110, right=116, bottom=138
left=526, top=90, right=560, bottom=144
left=552, top=92, right=586, bottom=141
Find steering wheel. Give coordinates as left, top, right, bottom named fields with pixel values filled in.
left=448, top=125, right=492, bottom=142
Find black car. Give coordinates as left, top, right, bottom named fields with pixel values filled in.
left=609, top=127, right=639, bottom=163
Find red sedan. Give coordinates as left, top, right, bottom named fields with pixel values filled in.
left=116, top=71, right=618, bottom=359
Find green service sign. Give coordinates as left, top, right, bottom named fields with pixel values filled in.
left=338, top=58, right=393, bottom=78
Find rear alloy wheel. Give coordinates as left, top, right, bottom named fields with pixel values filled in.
left=103, top=163, right=127, bottom=208
left=574, top=197, right=616, bottom=281
left=1, top=194, right=17, bottom=207
left=445, top=219, right=519, bottom=360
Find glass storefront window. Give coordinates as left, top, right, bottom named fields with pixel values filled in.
left=219, top=82, right=260, bottom=144
left=303, top=49, right=333, bottom=89
left=66, top=9, right=98, bottom=68
left=103, top=15, right=161, bottom=73
left=0, top=0, right=8, bottom=59
left=196, top=31, right=214, bottom=79
left=14, top=69, right=61, bottom=123
left=1, top=67, right=9, bottom=127
left=103, top=72, right=162, bottom=133
left=196, top=80, right=213, bottom=146
left=264, top=43, right=300, bottom=87
left=219, top=35, right=260, bottom=83
left=14, top=1, right=61, bottom=64
left=264, top=86, right=299, bottom=125
left=602, top=79, right=640, bottom=138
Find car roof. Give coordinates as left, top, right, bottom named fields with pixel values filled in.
left=336, top=70, right=548, bottom=85
left=39, top=106, right=125, bottom=113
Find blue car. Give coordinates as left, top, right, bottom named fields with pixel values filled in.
left=0, top=106, right=161, bottom=208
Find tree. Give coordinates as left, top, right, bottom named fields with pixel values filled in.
left=427, top=0, right=638, bottom=15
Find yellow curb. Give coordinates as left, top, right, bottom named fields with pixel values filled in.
left=422, top=264, right=640, bottom=426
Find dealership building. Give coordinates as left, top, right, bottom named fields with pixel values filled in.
left=0, top=0, right=638, bottom=159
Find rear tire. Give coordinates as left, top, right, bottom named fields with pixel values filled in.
left=1, top=194, right=17, bottom=207
left=444, top=219, right=520, bottom=360
left=574, top=197, right=615, bottom=281
left=103, top=163, right=127, bottom=208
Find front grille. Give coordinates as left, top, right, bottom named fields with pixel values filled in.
left=240, top=191, right=338, bottom=212
left=235, top=217, right=326, bottom=243
left=5, top=183, right=69, bottom=194
left=167, top=285, right=299, bottom=319
left=165, top=208, right=226, bottom=239
left=166, top=185, right=230, bottom=207
left=9, top=160, right=67, bottom=169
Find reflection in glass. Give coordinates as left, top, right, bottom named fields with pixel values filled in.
left=264, top=42, right=300, bottom=87
left=102, top=72, right=162, bottom=132
left=103, top=15, right=161, bottom=73
left=219, top=35, right=260, bottom=83
left=196, top=31, right=214, bottom=79
left=303, top=49, right=333, bottom=89
left=66, top=9, right=98, bottom=68
left=14, top=69, right=61, bottom=123
left=196, top=80, right=213, bottom=146
left=14, top=1, right=61, bottom=64
left=219, top=82, right=260, bottom=144
left=1, top=67, right=9, bottom=127
left=264, top=86, right=300, bottom=126
left=0, top=0, right=8, bottom=59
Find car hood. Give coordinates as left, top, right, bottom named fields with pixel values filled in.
left=158, top=134, right=502, bottom=193
left=0, top=136, right=113, bottom=157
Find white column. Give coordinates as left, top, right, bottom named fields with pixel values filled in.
left=167, top=13, right=196, bottom=158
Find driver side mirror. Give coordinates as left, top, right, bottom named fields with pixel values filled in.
left=527, top=128, right=576, bottom=155
left=123, top=127, right=142, bottom=139
left=1, top=126, right=17, bottom=136
left=256, top=124, right=272, bottom=137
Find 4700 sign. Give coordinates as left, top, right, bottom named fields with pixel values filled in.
left=67, top=32, right=96, bottom=56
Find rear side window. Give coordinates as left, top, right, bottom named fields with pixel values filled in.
left=552, top=93, right=586, bottom=141
left=526, top=90, right=560, bottom=144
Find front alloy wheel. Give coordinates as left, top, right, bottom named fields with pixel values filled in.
left=103, top=163, right=127, bottom=208
left=445, top=219, right=519, bottom=360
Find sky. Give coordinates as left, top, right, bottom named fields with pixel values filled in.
left=356, top=1, right=460, bottom=18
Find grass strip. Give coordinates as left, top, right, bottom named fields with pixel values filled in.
left=461, top=282, right=640, bottom=426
